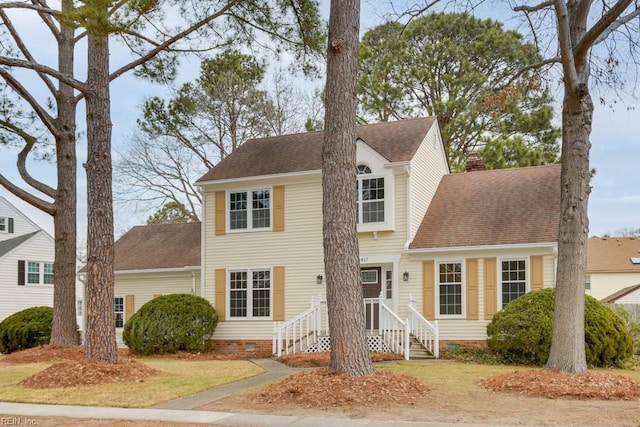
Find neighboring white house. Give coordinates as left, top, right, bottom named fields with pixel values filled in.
left=0, top=196, right=55, bottom=321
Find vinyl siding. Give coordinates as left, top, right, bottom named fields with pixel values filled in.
left=0, top=197, right=40, bottom=241
left=0, top=231, right=54, bottom=321
left=203, top=175, right=325, bottom=341
left=615, top=290, right=640, bottom=304
left=408, top=253, right=556, bottom=341
left=113, top=270, right=200, bottom=347
left=407, top=125, right=449, bottom=240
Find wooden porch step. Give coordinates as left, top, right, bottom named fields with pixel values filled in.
left=409, top=337, right=436, bottom=360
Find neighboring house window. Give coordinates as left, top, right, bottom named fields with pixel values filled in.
left=229, top=269, right=271, bottom=319
left=438, top=262, right=463, bottom=316
left=25, top=261, right=54, bottom=285
left=501, top=260, right=527, bottom=308
left=76, top=299, right=83, bottom=317
left=228, top=189, right=271, bottom=231
left=114, top=297, right=124, bottom=328
left=0, top=217, right=14, bottom=233
left=356, top=165, right=384, bottom=224
left=585, top=274, right=591, bottom=290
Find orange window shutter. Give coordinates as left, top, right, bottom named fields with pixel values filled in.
left=215, top=269, right=226, bottom=321
left=531, top=256, right=544, bottom=291
left=422, top=261, right=435, bottom=320
left=215, top=191, right=226, bottom=236
left=466, top=259, right=479, bottom=320
left=273, top=186, right=285, bottom=232
left=484, top=258, right=497, bottom=320
left=125, top=295, right=135, bottom=321
left=273, top=266, right=285, bottom=321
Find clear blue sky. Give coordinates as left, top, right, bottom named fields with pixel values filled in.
left=1, top=1, right=638, bottom=239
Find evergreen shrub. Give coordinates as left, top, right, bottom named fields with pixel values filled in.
left=486, top=288, right=633, bottom=367
left=0, top=306, right=53, bottom=354
left=123, top=294, right=218, bottom=355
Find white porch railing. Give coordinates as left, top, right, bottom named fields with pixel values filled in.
left=408, top=294, right=439, bottom=358
left=378, top=294, right=410, bottom=360
left=273, top=294, right=438, bottom=359
left=273, top=296, right=327, bottom=357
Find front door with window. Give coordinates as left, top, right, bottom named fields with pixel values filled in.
left=361, top=267, right=381, bottom=329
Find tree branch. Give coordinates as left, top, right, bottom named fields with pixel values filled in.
left=595, top=6, right=640, bottom=44
left=553, top=0, right=581, bottom=95
left=108, top=2, right=238, bottom=83
left=0, top=1, right=62, bottom=17
left=514, top=1, right=554, bottom=13
left=576, top=0, right=635, bottom=57
left=0, top=69, right=58, bottom=136
left=0, top=173, right=55, bottom=215
left=8, top=124, right=57, bottom=198
left=32, top=0, right=62, bottom=43
left=0, top=10, right=57, bottom=97
left=0, top=56, right=86, bottom=92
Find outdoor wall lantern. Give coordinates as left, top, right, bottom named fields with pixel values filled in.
left=316, top=274, right=323, bottom=285
left=403, top=271, right=410, bottom=282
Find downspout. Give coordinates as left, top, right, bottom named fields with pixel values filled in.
left=404, top=164, right=412, bottom=250
left=191, top=270, right=196, bottom=295
left=199, top=186, right=206, bottom=298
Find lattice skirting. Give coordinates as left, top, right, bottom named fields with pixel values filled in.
left=305, top=335, right=392, bottom=353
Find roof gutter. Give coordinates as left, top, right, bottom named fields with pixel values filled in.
left=405, top=241, right=558, bottom=256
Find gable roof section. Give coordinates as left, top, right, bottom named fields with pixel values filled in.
left=196, top=117, right=437, bottom=183
left=601, top=284, right=640, bottom=304
left=410, top=164, right=561, bottom=249
left=0, top=231, right=38, bottom=259
left=111, top=222, right=201, bottom=271
left=587, top=237, right=640, bottom=273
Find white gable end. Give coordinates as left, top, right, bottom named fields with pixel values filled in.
left=0, top=197, right=42, bottom=241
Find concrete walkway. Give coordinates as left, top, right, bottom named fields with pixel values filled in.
left=0, top=358, right=492, bottom=426
left=154, top=358, right=303, bottom=410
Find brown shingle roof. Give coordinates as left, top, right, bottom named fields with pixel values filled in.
left=112, top=222, right=200, bottom=271
left=587, top=237, right=640, bottom=273
left=409, top=164, right=561, bottom=249
left=196, top=117, right=437, bottom=182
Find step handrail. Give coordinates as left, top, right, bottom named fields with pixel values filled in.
left=408, top=294, right=439, bottom=358
left=379, top=295, right=410, bottom=360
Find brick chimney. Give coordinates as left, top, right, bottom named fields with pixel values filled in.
left=465, top=154, right=486, bottom=172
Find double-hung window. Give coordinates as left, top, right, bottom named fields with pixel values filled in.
left=229, top=189, right=271, bottom=231
left=501, top=259, right=527, bottom=308
left=229, top=269, right=271, bottom=319
left=26, top=261, right=54, bottom=285
left=438, top=262, right=463, bottom=316
left=356, top=165, right=385, bottom=224
left=0, top=217, right=5, bottom=232
left=114, top=297, right=124, bottom=328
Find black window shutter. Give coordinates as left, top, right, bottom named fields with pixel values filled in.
left=18, top=260, right=25, bottom=286
left=8, top=218, right=13, bottom=233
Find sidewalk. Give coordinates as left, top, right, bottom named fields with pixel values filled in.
left=0, top=358, right=492, bottom=426
left=153, top=358, right=303, bottom=410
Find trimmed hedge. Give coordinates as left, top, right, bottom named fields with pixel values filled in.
left=487, top=288, right=633, bottom=367
left=123, top=294, right=218, bottom=355
left=0, top=306, right=53, bottom=354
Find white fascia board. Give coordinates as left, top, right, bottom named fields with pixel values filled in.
left=78, top=267, right=199, bottom=277
left=405, top=242, right=558, bottom=258
left=195, top=169, right=320, bottom=187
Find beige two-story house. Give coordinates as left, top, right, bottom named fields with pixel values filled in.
left=194, top=117, right=561, bottom=357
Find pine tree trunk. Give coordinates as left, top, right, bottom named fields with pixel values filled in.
left=323, top=0, right=374, bottom=377
left=545, top=86, right=592, bottom=374
left=84, top=29, right=117, bottom=364
left=50, top=1, right=79, bottom=346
